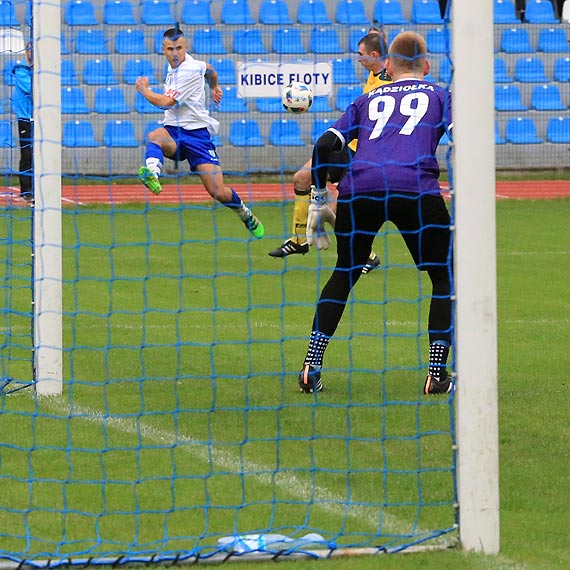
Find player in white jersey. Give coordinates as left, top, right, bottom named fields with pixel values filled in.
left=136, top=27, right=264, bottom=239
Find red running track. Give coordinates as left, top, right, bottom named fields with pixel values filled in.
left=2, top=180, right=570, bottom=205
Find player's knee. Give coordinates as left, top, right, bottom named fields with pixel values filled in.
left=293, top=170, right=311, bottom=194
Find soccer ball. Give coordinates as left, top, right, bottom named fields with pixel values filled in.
left=282, top=82, right=313, bottom=114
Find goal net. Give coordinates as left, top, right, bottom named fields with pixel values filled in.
left=0, top=0, right=498, bottom=564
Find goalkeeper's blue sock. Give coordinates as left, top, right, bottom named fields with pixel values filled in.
left=144, top=142, right=163, bottom=177
left=428, top=341, right=450, bottom=380
left=304, top=331, right=330, bottom=368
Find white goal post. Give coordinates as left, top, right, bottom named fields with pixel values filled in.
left=33, top=0, right=63, bottom=395
left=452, top=0, right=500, bottom=554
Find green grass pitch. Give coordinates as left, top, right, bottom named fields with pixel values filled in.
left=0, top=198, right=569, bottom=569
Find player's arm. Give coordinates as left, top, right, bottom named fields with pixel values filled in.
left=205, top=64, right=222, bottom=104
left=135, top=77, right=176, bottom=109
left=306, top=129, right=345, bottom=250
left=311, top=129, right=345, bottom=189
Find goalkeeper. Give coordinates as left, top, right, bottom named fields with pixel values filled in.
left=298, top=31, right=454, bottom=397
left=137, top=26, right=264, bottom=239
left=268, top=30, right=391, bottom=274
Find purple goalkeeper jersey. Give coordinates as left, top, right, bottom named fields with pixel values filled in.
left=330, top=78, right=452, bottom=196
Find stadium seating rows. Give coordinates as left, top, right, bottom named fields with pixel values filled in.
left=0, top=0, right=558, bottom=28
left=1, top=0, right=567, bottom=150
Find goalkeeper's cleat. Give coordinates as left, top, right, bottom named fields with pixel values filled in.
left=269, top=238, right=309, bottom=258
left=298, top=364, right=323, bottom=394
left=423, top=370, right=454, bottom=395
left=139, top=166, right=162, bottom=195
left=361, top=252, right=381, bottom=275
left=244, top=212, right=264, bottom=239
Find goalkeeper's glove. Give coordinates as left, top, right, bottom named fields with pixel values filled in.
left=306, top=186, right=336, bottom=250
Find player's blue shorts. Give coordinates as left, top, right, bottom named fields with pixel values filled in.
left=164, top=125, right=220, bottom=171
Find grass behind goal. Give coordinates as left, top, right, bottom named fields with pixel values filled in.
left=1, top=198, right=569, bottom=569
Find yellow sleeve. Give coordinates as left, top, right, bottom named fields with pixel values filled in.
left=348, top=70, right=392, bottom=151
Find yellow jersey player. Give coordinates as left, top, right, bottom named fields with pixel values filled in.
left=269, top=31, right=391, bottom=275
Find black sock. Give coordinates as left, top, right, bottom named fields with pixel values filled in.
left=304, top=331, right=330, bottom=368
left=428, top=341, right=449, bottom=380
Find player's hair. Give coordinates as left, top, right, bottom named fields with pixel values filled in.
left=163, top=25, right=184, bottom=41
left=358, top=32, right=388, bottom=58
left=388, top=31, right=427, bottom=74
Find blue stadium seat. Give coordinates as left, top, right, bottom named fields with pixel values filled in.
left=123, top=59, right=159, bottom=84
left=229, top=119, right=265, bottom=146
left=94, top=86, right=130, bottom=114
left=336, top=85, right=361, bottom=110
left=438, top=57, right=452, bottom=83
left=104, top=0, right=136, bottom=24
left=312, top=118, right=335, bottom=143
left=61, top=33, right=70, bottom=55
left=309, top=96, right=333, bottom=112
left=193, top=29, right=226, bottom=54
left=61, top=60, right=80, bottom=86
left=214, top=86, right=249, bottom=112
left=297, top=0, right=331, bottom=24
left=65, top=0, right=98, bottom=25
left=530, top=83, right=566, bottom=110
left=104, top=120, right=139, bottom=147
left=256, top=97, right=283, bottom=112
left=495, top=121, right=506, bottom=144
left=336, top=0, right=370, bottom=25
left=154, top=30, right=166, bottom=53
left=439, top=131, right=450, bottom=145
left=505, top=117, right=542, bottom=143
left=546, top=116, right=570, bottom=143
left=233, top=29, right=267, bottom=54
left=553, top=56, right=570, bottom=81
left=63, top=120, right=100, bottom=147
left=537, top=27, right=569, bottom=53
left=83, top=58, right=118, bottom=85
left=134, top=91, right=160, bottom=113
left=209, top=58, right=236, bottom=85
left=500, top=27, right=533, bottom=53
left=524, top=0, right=558, bottom=23
left=310, top=28, right=342, bottom=54
left=495, top=84, right=527, bottom=111
left=494, top=57, right=512, bottom=82
left=62, top=87, right=90, bottom=114
left=411, top=0, right=444, bottom=24
left=494, top=0, right=519, bottom=24
left=269, top=119, right=305, bottom=146
left=349, top=27, right=372, bottom=52
left=75, top=29, right=109, bottom=54
left=272, top=28, right=304, bottom=54
left=182, top=0, right=215, bottom=24
left=427, top=27, right=451, bottom=54
left=259, top=0, right=292, bottom=24
left=333, top=58, right=360, bottom=84
left=373, top=0, right=408, bottom=25
left=0, top=0, right=20, bottom=25
left=221, top=0, right=255, bottom=24
left=143, top=120, right=162, bottom=142
left=25, top=1, right=31, bottom=25
left=0, top=120, right=14, bottom=147
left=115, top=29, right=149, bottom=54
left=141, top=0, right=175, bottom=25
left=514, top=57, right=549, bottom=82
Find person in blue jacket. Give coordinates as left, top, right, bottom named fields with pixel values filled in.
left=12, top=42, right=33, bottom=202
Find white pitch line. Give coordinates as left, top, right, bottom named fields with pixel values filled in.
left=43, top=396, right=451, bottom=546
